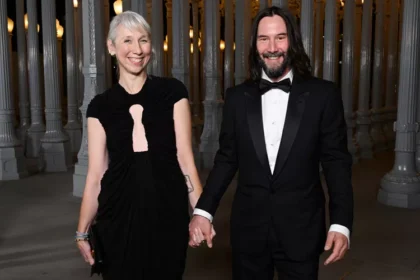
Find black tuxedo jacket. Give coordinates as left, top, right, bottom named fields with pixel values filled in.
left=196, top=74, right=353, bottom=261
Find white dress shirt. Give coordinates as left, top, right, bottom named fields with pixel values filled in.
left=193, top=70, right=350, bottom=246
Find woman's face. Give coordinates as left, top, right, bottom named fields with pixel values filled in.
left=108, top=24, right=152, bottom=77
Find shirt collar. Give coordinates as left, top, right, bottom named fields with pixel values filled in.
left=261, top=69, right=294, bottom=83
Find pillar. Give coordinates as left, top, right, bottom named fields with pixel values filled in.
left=73, top=0, right=106, bottom=197
left=378, top=0, right=420, bottom=208
left=0, top=0, right=28, bottom=180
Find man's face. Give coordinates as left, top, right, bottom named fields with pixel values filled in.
left=256, top=15, right=291, bottom=80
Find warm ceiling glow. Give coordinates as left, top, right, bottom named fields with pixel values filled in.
left=220, top=40, right=225, bottom=51
left=189, top=26, right=193, bottom=39
left=24, top=14, right=28, bottom=30
left=73, top=0, right=78, bottom=8
left=56, top=19, right=60, bottom=28
left=113, top=0, right=123, bottom=15
left=57, top=24, right=64, bottom=38
left=198, top=38, right=201, bottom=47
left=7, top=17, right=14, bottom=33
left=163, top=40, right=168, bottom=52
left=233, top=42, right=236, bottom=51
left=190, top=43, right=193, bottom=54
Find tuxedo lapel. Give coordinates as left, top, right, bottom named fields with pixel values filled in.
left=273, top=74, right=309, bottom=179
left=245, top=82, right=272, bottom=178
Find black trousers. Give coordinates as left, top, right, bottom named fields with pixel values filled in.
left=232, top=227, right=319, bottom=280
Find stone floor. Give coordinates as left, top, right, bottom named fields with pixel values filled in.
left=1, top=151, right=420, bottom=280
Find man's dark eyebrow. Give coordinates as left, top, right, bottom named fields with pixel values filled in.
left=257, top=32, right=287, bottom=38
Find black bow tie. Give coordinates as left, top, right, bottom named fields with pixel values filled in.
left=259, top=78, right=292, bottom=94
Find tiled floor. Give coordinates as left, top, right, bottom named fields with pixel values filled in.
left=0, top=151, right=419, bottom=279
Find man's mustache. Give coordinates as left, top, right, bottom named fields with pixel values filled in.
left=262, top=52, right=286, bottom=59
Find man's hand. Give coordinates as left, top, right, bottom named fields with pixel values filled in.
left=188, top=215, right=215, bottom=248
left=324, top=231, right=348, bottom=265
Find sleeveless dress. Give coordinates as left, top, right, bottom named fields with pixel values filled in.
left=86, top=76, right=190, bottom=279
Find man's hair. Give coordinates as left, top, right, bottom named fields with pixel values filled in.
left=248, top=6, right=312, bottom=81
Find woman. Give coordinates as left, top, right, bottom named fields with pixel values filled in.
left=75, top=11, right=210, bottom=279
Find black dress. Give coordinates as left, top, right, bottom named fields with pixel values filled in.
left=86, top=76, right=190, bottom=279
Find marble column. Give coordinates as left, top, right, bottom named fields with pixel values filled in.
left=314, top=0, right=324, bottom=77
left=199, top=0, right=222, bottom=169
left=73, top=0, right=106, bottom=197
left=378, top=0, right=420, bottom=208
left=355, top=0, right=374, bottom=159
left=171, top=0, right=189, bottom=89
left=75, top=0, right=84, bottom=120
left=26, top=0, right=45, bottom=159
left=65, top=0, right=82, bottom=156
left=235, top=0, right=251, bottom=85
left=191, top=0, right=200, bottom=118
left=224, top=0, right=234, bottom=92
left=131, top=0, right=147, bottom=16
left=152, top=0, right=164, bottom=77
left=15, top=0, right=30, bottom=141
left=0, top=0, right=28, bottom=180
left=260, top=0, right=269, bottom=10
left=370, top=0, right=387, bottom=152
left=323, top=0, right=338, bottom=82
left=341, top=0, right=358, bottom=163
left=300, top=0, right=314, bottom=64
left=123, top=0, right=131, bottom=11
left=383, top=0, right=399, bottom=146
left=40, top=0, right=72, bottom=172
left=165, top=0, right=173, bottom=77
left=353, top=1, right=363, bottom=112
left=104, top=0, right=112, bottom=88
left=272, top=0, right=288, bottom=8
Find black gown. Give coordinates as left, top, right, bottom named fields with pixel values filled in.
left=86, top=76, right=190, bottom=279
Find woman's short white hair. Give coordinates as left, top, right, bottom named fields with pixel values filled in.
left=107, top=11, right=152, bottom=43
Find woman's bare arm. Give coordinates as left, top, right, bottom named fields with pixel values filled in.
left=77, top=118, right=108, bottom=233
left=174, top=99, right=203, bottom=210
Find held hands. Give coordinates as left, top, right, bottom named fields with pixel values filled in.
left=188, top=215, right=216, bottom=248
left=324, top=231, right=349, bottom=265
left=77, top=240, right=95, bottom=265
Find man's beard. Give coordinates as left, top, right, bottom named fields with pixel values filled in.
left=258, top=51, right=291, bottom=80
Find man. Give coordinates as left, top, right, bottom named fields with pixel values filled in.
left=189, top=6, right=353, bottom=280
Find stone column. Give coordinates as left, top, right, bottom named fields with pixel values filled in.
left=152, top=0, right=164, bottom=77
left=300, top=0, right=314, bottom=64
left=224, top=0, right=234, bottom=92
left=314, top=0, right=324, bottom=77
left=235, top=0, right=251, bottom=85
left=40, top=0, right=72, bottom=172
left=73, top=0, right=106, bottom=197
left=378, top=0, right=420, bottom=208
left=370, top=0, right=387, bottom=152
left=15, top=0, right=30, bottom=141
left=272, top=0, right=288, bottom=8
left=353, top=1, right=363, bottom=112
left=165, top=0, right=173, bottom=77
left=123, top=0, right=131, bottom=11
left=355, top=0, right=374, bottom=159
left=26, top=0, right=45, bottom=158
left=75, top=0, right=84, bottom=120
left=323, top=0, right=338, bottom=82
left=65, top=0, right=82, bottom=156
left=199, top=0, right=222, bottom=169
left=0, top=0, right=28, bottom=180
left=383, top=0, right=399, bottom=146
left=171, top=0, right=189, bottom=89
left=191, top=0, right=200, bottom=118
left=104, top=0, right=112, bottom=88
left=341, top=0, right=358, bottom=163
left=260, top=0, right=269, bottom=10
left=131, top=0, right=147, bottom=16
